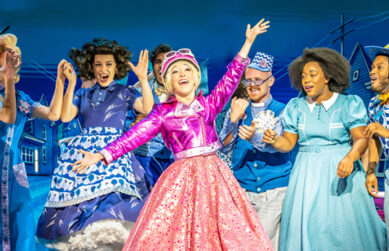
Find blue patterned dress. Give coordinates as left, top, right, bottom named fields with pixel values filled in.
left=0, top=88, right=41, bottom=251
left=37, top=81, right=150, bottom=241
left=279, top=93, right=386, bottom=250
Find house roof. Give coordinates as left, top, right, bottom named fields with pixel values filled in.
left=20, top=132, right=45, bottom=145
left=349, top=42, right=372, bottom=71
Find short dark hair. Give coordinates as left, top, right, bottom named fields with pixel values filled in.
left=288, top=47, right=350, bottom=94
left=149, top=44, right=172, bottom=66
left=69, top=38, right=132, bottom=80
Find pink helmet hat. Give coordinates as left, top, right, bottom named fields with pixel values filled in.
left=161, top=48, right=200, bottom=78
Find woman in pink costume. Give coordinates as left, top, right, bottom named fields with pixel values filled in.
left=73, top=18, right=273, bottom=251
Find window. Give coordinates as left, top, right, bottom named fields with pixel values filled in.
left=21, top=146, right=34, bottom=164
left=352, top=69, right=359, bottom=82
left=26, top=122, right=33, bottom=134
left=42, top=147, right=47, bottom=164
left=42, top=125, right=47, bottom=140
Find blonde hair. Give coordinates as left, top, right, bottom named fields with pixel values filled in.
left=163, top=60, right=201, bottom=95
left=0, top=33, right=21, bottom=83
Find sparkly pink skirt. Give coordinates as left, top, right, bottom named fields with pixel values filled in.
left=123, top=154, right=272, bottom=251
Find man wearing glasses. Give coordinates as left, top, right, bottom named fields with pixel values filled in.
left=219, top=52, right=292, bottom=250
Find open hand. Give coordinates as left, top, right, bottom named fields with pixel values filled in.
left=129, top=50, right=149, bottom=82
left=246, top=18, right=270, bottom=44
left=71, top=149, right=103, bottom=174
left=0, top=49, right=21, bottom=84
left=57, top=59, right=68, bottom=82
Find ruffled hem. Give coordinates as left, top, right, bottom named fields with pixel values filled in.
left=38, top=192, right=147, bottom=240
left=45, top=187, right=142, bottom=208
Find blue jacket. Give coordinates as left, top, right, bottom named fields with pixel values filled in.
left=222, top=97, right=292, bottom=193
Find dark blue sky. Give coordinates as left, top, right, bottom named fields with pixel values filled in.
left=1, top=0, right=389, bottom=103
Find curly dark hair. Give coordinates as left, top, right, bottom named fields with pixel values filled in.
left=232, top=75, right=249, bottom=100
left=69, top=38, right=132, bottom=80
left=288, top=47, right=350, bottom=94
left=149, top=44, right=172, bottom=66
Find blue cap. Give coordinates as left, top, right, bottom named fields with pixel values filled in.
left=364, top=44, right=389, bottom=61
left=248, top=52, right=274, bottom=72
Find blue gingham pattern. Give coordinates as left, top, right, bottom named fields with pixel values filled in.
left=368, top=96, right=389, bottom=158
left=248, top=51, right=274, bottom=72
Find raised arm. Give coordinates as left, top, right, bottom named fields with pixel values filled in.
left=207, top=19, right=270, bottom=115
left=220, top=98, right=249, bottom=147
left=32, top=59, right=72, bottom=121
left=239, top=19, right=270, bottom=58
left=60, top=61, right=79, bottom=122
left=131, top=50, right=154, bottom=115
left=0, top=49, right=19, bottom=124
left=72, top=105, right=163, bottom=174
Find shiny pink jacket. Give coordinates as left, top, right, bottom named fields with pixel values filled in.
left=100, top=54, right=250, bottom=164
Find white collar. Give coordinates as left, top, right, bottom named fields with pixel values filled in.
left=251, top=102, right=265, bottom=107
left=306, top=92, right=339, bottom=112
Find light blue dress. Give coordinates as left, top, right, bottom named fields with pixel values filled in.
left=280, top=93, right=386, bottom=250
left=0, top=89, right=41, bottom=251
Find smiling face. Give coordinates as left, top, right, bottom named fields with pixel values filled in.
left=93, top=54, right=117, bottom=87
left=153, top=52, right=167, bottom=85
left=370, top=55, right=389, bottom=94
left=169, top=60, right=198, bottom=100
left=245, top=67, right=273, bottom=103
left=301, top=61, right=330, bottom=100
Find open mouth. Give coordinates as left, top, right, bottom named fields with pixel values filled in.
left=304, top=85, right=313, bottom=93
left=248, top=87, right=261, bottom=93
left=370, top=76, right=377, bottom=84
left=179, top=79, right=189, bottom=85
left=99, top=74, right=109, bottom=82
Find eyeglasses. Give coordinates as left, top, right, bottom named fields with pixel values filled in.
left=242, top=75, right=273, bottom=87
left=164, top=48, right=194, bottom=60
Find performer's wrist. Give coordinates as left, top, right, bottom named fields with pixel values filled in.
left=366, top=161, right=377, bottom=176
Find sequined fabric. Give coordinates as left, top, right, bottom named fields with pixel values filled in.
left=123, top=155, right=272, bottom=251
left=101, top=54, right=251, bottom=165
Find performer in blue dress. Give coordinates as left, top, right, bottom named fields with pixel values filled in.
left=0, top=33, right=66, bottom=251
left=37, top=39, right=154, bottom=250
left=263, top=47, right=386, bottom=250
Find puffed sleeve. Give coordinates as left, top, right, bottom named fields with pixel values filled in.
left=341, top=94, right=369, bottom=130
left=17, top=91, right=41, bottom=118
left=281, top=97, right=300, bottom=134
left=125, top=86, right=141, bottom=111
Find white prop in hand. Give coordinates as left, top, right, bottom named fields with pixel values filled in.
left=253, top=110, right=276, bottom=134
